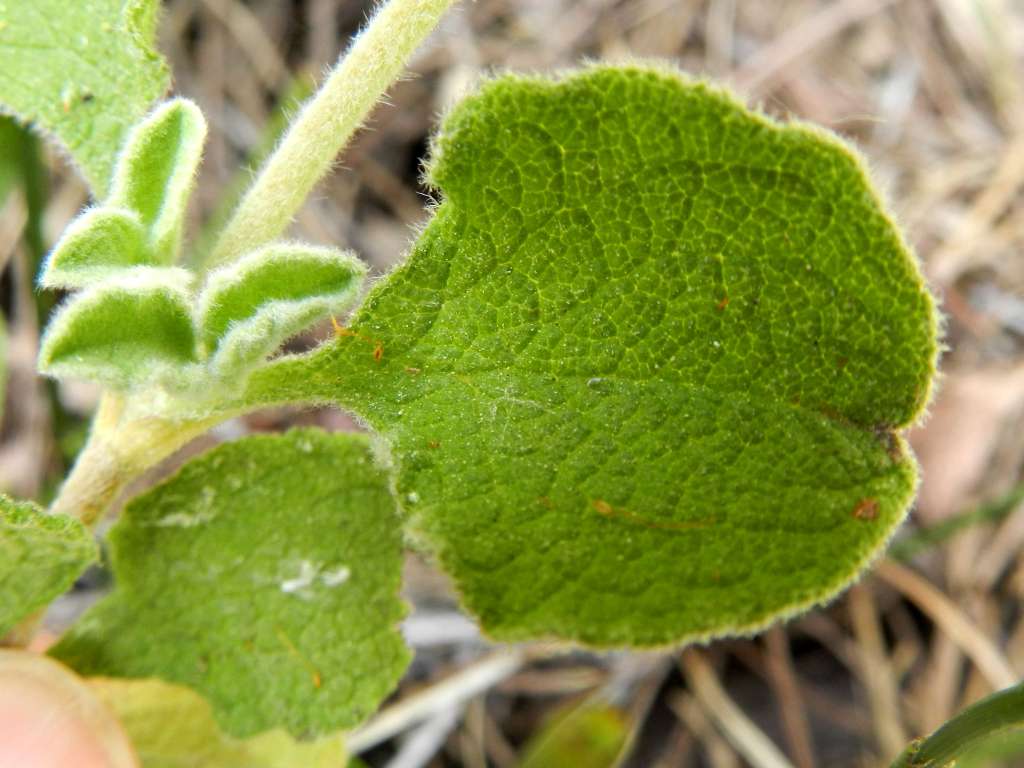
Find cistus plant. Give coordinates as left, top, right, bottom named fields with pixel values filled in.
left=6, top=0, right=1005, bottom=765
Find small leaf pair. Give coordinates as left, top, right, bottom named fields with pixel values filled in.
left=38, top=268, right=199, bottom=392
left=39, top=243, right=365, bottom=397
left=40, top=99, right=205, bottom=289
left=198, top=245, right=366, bottom=384
left=37, top=99, right=205, bottom=392
left=37, top=99, right=367, bottom=401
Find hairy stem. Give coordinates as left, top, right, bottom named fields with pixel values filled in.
left=209, top=0, right=456, bottom=267
left=49, top=394, right=218, bottom=527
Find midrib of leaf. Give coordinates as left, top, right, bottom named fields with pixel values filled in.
left=242, top=245, right=926, bottom=445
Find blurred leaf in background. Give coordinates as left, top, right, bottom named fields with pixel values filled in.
left=89, top=677, right=346, bottom=768
left=519, top=700, right=630, bottom=768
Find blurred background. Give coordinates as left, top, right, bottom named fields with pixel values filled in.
left=1, top=0, right=1023, bottom=765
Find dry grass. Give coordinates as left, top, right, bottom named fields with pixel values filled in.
left=2, top=1, right=1023, bottom=765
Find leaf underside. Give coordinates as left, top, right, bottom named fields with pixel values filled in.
left=0, top=0, right=169, bottom=196
left=0, top=495, right=97, bottom=636
left=244, top=65, right=938, bottom=647
left=52, top=430, right=409, bottom=739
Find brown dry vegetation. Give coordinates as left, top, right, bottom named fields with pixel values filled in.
left=2, top=1, right=1023, bottom=766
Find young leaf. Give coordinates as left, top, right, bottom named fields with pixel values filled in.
left=108, top=99, right=206, bottom=263
left=38, top=208, right=148, bottom=289
left=88, top=678, right=346, bottom=768
left=52, top=430, right=409, bottom=739
left=0, top=496, right=97, bottom=635
left=38, top=268, right=197, bottom=390
left=197, top=243, right=365, bottom=378
left=245, top=65, right=939, bottom=646
left=0, top=0, right=170, bottom=197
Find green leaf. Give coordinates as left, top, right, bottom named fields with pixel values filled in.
left=38, top=208, right=148, bottom=289
left=0, top=117, right=45, bottom=266
left=244, top=65, right=939, bottom=646
left=38, top=268, right=197, bottom=390
left=954, top=728, right=1024, bottom=768
left=520, top=700, right=630, bottom=768
left=88, top=678, right=347, bottom=768
left=0, top=495, right=97, bottom=635
left=197, top=243, right=366, bottom=378
left=890, top=681, right=1024, bottom=767
left=0, top=0, right=170, bottom=196
left=108, top=99, right=206, bottom=263
left=52, top=430, right=409, bottom=739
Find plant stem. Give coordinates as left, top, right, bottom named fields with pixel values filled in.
left=49, top=394, right=217, bottom=527
left=209, top=0, right=456, bottom=267
left=52, top=0, right=460, bottom=520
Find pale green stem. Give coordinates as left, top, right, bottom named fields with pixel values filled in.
left=209, top=0, right=457, bottom=267
left=49, top=394, right=220, bottom=527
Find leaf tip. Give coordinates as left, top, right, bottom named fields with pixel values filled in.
left=38, top=207, right=147, bottom=290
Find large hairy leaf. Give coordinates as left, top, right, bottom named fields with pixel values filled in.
left=244, top=65, right=939, bottom=646
left=52, top=430, right=409, bottom=738
left=0, top=0, right=169, bottom=196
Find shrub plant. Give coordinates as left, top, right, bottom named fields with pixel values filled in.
left=1, top=0, right=1013, bottom=765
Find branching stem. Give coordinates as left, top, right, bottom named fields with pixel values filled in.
left=47, top=0, right=459, bottom=525
left=209, top=0, right=456, bottom=267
